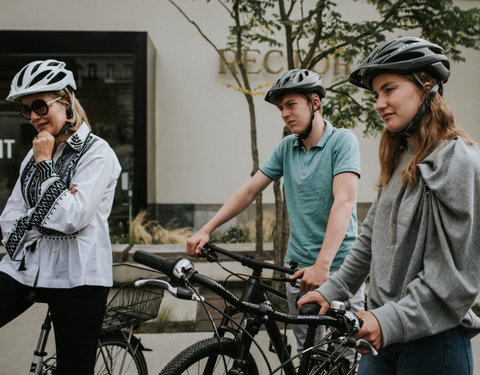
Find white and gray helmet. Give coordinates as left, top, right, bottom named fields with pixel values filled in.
left=265, top=69, right=326, bottom=104
left=6, top=59, right=77, bottom=102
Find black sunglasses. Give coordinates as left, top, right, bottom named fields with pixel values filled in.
left=19, top=97, right=63, bottom=120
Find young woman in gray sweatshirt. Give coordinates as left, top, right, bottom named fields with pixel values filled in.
left=298, top=37, right=480, bottom=375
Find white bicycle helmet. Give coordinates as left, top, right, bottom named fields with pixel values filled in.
left=6, top=59, right=77, bottom=102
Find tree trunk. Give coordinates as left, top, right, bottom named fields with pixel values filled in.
left=271, top=125, right=291, bottom=292
left=255, top=195, right=263, bottom=258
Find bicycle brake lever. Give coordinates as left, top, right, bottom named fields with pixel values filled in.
left=134, top=279, right=204, bottom=302
left=288, top=260, right=299, bottom=286
left=176, top=286, right=204, bottom=302
left=200, top=247, right=218, bottom=263
left=135, top=278, right=174, bottom=293
left=289, top=259, right=298, bottom=270
left=356, top=339, right=378, bottom=356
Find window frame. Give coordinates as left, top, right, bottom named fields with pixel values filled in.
left=0, top=30, right=148, bottom=215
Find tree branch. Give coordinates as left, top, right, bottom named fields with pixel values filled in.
left=169, top=0, right=243, bottom=88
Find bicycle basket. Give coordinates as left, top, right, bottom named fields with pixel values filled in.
left=101, top=284, right=164, bottom=333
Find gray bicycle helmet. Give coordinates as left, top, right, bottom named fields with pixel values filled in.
left=265, top=69, right=326, bottom=104
left=6, top=59, right=77, bottom=102
left=349, top=37, right=450, bottom=91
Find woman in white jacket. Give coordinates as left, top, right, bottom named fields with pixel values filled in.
left=298, top=37, right=480, bottom=374
left=0, top=60, right=121, bottom=375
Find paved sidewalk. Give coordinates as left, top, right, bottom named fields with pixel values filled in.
left=1, top=303, right=480, bottom=374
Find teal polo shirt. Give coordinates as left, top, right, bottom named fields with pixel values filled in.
left=260, top=120, right=361, bottom=270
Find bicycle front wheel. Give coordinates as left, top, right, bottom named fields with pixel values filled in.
left=95, top=332, right=148, bottom=375
left=159, top=337, right=259, bottom=375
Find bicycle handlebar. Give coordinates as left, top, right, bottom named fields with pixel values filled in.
left=134, top=249, right=347, bottom=331
left=132, top=249, right=179, bottom=277
left=132, top=248, right=378, bottom=356
left=202, top=243, right=296, bottom=275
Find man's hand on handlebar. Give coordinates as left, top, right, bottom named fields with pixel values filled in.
left=186, top=230, right=210, bottom=257
left=291, top=262, right=329, bottom=291
left=296, top=290, right=330, bottom=315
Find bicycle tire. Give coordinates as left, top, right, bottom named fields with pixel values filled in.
left=94, top=332, right=148, bottom=375
left=159, top=337, right=259, bottom=375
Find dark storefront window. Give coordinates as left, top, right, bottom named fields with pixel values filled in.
left=0, top=31, right=149, bottom=240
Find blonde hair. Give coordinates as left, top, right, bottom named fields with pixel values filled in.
left=54, top=89, right=91, bottom=132
left=377, top=72, right=478, bottom=189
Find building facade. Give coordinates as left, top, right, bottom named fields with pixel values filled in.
left=0, top=0, right=479, bottom=234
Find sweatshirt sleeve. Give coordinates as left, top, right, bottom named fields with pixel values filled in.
left=371, top=139, right=480, bottom=346
left=318, top=192, right=378, bottom=301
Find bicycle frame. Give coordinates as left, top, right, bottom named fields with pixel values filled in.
left=29, top=309, right=54, bottom=375
left=211, top=266, right=297, bottom=375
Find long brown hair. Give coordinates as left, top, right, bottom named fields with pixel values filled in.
left=377, top=72, right=478, bottom=189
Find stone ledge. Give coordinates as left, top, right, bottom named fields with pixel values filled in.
left=0, top=243, right=278, bottom=284
left=0, top=243, right=274, bottom=262
left=112, top=244, right=130, bottom=262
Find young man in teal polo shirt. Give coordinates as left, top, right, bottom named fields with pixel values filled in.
left=186, top=69, right=364, bottom=354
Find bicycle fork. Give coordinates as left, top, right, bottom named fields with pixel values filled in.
left=29, top=309, right=53, bottom=375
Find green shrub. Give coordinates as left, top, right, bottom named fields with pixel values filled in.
left=137, top=304, right=196, bottom=333
left=211, top=225, right=250, bottom=243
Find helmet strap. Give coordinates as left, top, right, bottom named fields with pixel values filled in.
left=54, top=91, right=76, bottom=139
left=391, top=82, right=439, bottom=140
left=297, top=97, right=320, bottom=140
left=53, top=122, right=75, bottom=138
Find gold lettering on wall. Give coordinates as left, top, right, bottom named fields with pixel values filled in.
left=219, top=49, right=351, bottom=76
left=334, top=57, right=351, bottom=75
left=219, top=49, right=238, bottom=74
left=243, top=49, right=261, bottom=74
left=263, top=50, right=283, bottom=74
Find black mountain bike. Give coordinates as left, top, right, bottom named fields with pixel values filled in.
left=133, top=243, right=376, bottom=375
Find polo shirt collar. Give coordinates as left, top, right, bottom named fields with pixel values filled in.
left=293, top=120, right=334, bottom=149
left=65, top=122, right=90, bottom=152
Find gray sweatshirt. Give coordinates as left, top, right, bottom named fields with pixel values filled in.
left=319, top=137, right=480, bottom=347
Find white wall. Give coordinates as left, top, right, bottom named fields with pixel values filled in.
left=1, top=0, right=479, bottom=206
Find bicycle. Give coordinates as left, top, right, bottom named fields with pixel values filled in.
left=29, top=272, right=164, bottom=375
left=133, top=243, right=376, bottom=375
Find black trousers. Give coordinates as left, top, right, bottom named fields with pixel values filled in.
left=0, top=272, right=109, bottom=375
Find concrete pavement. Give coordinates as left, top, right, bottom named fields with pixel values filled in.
left=2, top=302, right=480, bottom=374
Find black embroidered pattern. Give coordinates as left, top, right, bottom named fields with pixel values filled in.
left=4, top=216, right=30, bottom=258
left=5, top=179, right=66, bottom=259
left=21, top=157, right=39, bottom=208
left=7, top=131, right=99, bottom=258
left=54, top=133, right=98, bottom=188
